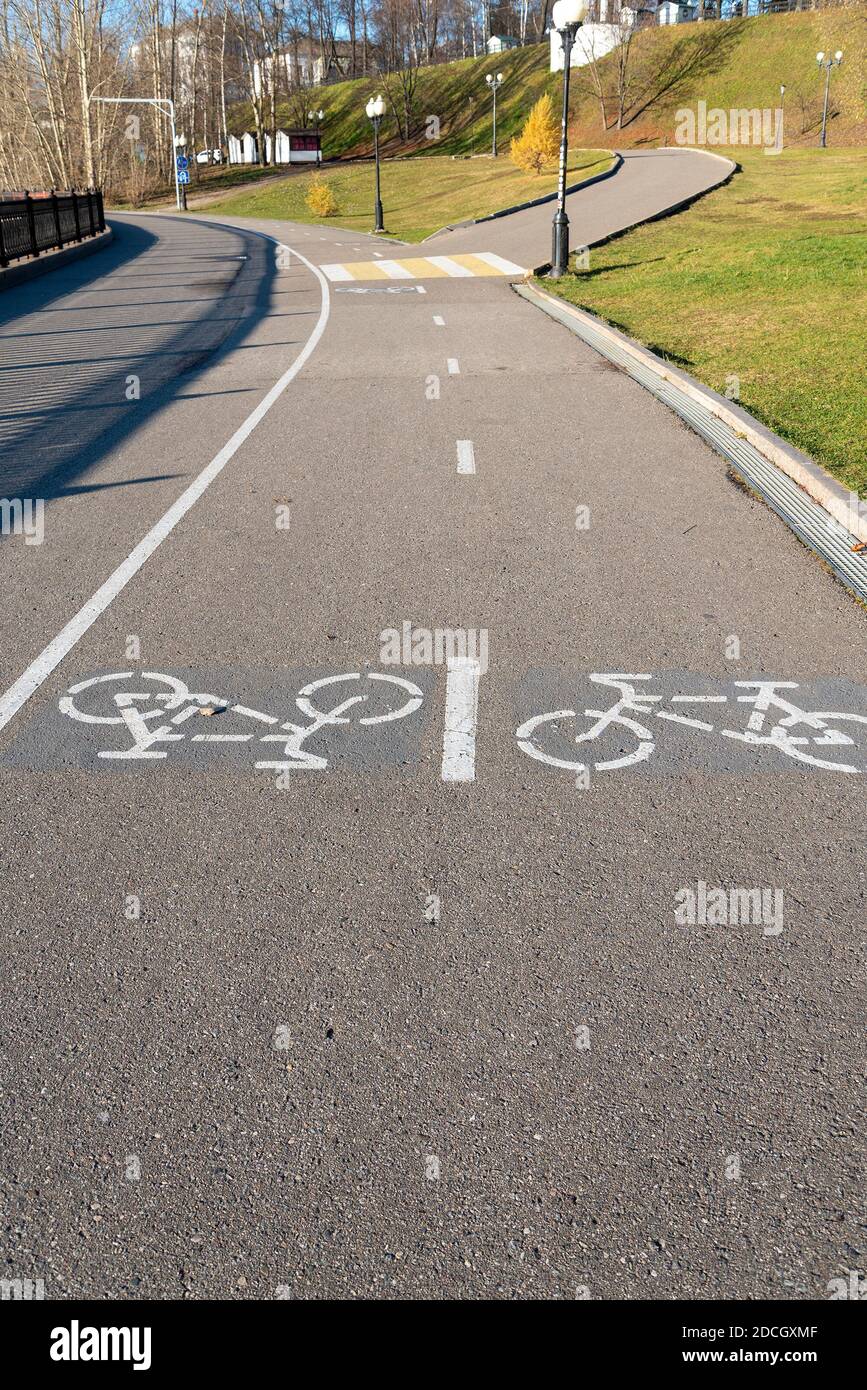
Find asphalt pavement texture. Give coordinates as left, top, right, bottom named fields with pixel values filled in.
left=0, top=150, right=864, bottom=1301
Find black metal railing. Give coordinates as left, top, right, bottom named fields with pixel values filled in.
left=0, top=188, right=105, bottom=269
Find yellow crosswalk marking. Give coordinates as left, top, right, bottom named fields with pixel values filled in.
left=320, top=252, right=526, bottom=284
left=446, top=254, right=506, bottom=277
left=345, top=261, right=393, bottom=280
left=393, top=258, right=451, bottom=278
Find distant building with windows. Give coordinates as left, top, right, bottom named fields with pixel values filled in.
left=657, top=0, right=696, bottom=20
left=227, top=128, right=321, bottom=166
left=486, top=35, right=520, bottom=54
left=550, top=1, right=659, bottom=71
left=253, top=40, right=351, bottom=98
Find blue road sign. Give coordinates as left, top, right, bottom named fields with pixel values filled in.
left=176, top=154, right=188, bottom=171
left=178, top=170, right=190, bottom=185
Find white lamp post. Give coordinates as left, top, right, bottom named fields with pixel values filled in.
left=308, top=108, right=325, bottom=165
left=485, top=72, right=504, bottom=158
left=816, top=51, right=843, bottom=148
left=365, top=94, right=386, bottom=233
left=550, top=0, right=589, bottom=277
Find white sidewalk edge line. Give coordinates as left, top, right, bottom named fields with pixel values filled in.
left=0, top=237, right=330, bottom=737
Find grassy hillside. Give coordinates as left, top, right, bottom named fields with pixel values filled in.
left=203, top=150, right=612, bottom=242
left=538, top=147, right=867, bottom=494
left=120, top=9, right=863, bottom=207
left=569, top=8, right=867, bottom=147
left=228, top=9, right=866, bottom=162
left=250, top=45, right=554, bottom=163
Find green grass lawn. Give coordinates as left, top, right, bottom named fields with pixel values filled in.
left=203, top=149, right=612, bottom=242
left=537, top=147, right=867, bottom=495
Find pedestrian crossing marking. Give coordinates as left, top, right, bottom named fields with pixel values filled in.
left=319, top=252, right=525, bottom=283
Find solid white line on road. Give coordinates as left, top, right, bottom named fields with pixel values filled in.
left=433, top=315, right=445, bottom=326
left=377, top=260, right=415, bottom=279
left=447, top=358, right=460, bottom=375
left=427, top=256, right=474, bottom=278
left=0, top=239, right=330, bottom=739
left=456, top=440, right=475, bottom=474
left=441, top=657, right=481, bottom=783
left=473, top=251, right=526, bottom=275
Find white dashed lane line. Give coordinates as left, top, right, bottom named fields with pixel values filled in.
left=456, top=440, right=476, bottom=475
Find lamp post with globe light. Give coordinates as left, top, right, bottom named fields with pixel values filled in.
left=365, top=94, right=386, bottom=232
left=816, top=51, right=843, bottom=148
left=549, top=0, right=589, bottom=277
left=308, top=108, right=325, bottom=165
left=485, top=72, right=504, bottom=157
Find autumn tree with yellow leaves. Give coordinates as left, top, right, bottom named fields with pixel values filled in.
left=509, top=93, right=560, bottom=176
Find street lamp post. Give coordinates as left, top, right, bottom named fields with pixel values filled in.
left=365, top=94, right=386, bottom=233
left=816, top=50, right=843, bottom=148
left=549, top=0, right=589, bottom=278
left=485, top=72, right=504, bottom=158
left=308, top=108, right=325, bottom=166
left=92, top=96, right=182, bottom=209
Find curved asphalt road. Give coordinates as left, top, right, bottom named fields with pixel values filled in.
left=0, top=154, right=863, bottom=1303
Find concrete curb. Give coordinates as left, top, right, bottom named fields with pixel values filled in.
left=0, top=228, right=113, bottom=291
left=422, top=153, right=623, bottom=242
left=520, top=280, right=867, bottom=546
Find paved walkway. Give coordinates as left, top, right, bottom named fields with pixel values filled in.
left=428, top=148, right=734, bottom=266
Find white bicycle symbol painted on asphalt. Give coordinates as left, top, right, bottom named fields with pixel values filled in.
left=59, top=669, right=425, bottom=770
left=516, top=674, right=867, bottom=775
left=56, top=668, right=867, bottom=777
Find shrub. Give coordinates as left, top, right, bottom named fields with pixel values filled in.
left=510, top=92, right=559, bottom=176
left=305, top=176, right=339, bottom=216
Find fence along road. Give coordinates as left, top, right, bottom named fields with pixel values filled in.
left=0, top=189, right=105, bottom=267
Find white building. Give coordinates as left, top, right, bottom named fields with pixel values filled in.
left=264, top=130, right=321, bottom=165
left=252, top=42, right=350, bottom=98
left=229, top=129, right=321, bottom=166
left=227, top=131, right=259, bottom=164
left=486, top=35, right=520, bottom=54
left=657, top=1, right=696, bottom=21
left=550, top=1, right=658, bottom=70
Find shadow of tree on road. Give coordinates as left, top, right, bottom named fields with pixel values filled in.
left=0, top=214, right=281, bottom=517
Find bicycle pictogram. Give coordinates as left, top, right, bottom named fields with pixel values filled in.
left=516, top=674, right=867, bottom=775
left=53, top=667, right=867, bottom=778
left=59, top=669, right=425, bottom=770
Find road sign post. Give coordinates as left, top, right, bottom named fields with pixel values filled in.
left=91, top=96, right=183, bottom=209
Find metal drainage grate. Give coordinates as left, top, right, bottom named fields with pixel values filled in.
left=517, top=284, right=867, bottom=604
